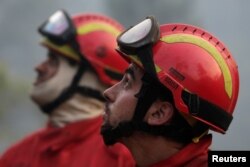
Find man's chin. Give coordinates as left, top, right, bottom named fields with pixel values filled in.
left=29, top=83, right=51, bottom=106
left=30, top=92, right=44, bottom=107
left=100, top=124, right=118, bottom=146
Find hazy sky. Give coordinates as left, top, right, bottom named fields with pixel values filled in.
left=0, top=0, right=249, bottom=152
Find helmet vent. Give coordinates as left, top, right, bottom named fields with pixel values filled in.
left=215, top=41, right=220, bottom=46
left=192, top=29, right=197, bottom=34
left=172, top=26, right=177, bottom=31
left=183, top=26, right=188, bottom=32
left=208, top=36, right=213, bottom=41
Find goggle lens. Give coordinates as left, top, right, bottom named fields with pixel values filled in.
left=43, top=10, right=69, bottom=36
left=38, top=10, right=76, bottom=46
left=119, top=18, right=152, bottom=44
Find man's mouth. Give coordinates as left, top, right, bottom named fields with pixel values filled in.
left=33, top=74, right=46, bottom=86
left=33, top=78, right=42, bottom=86
left=103, top=103, right=110, bottom=122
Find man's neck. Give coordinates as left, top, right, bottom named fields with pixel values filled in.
left=122, top=132, right=185, bottom=167
left=48, top=94, right=104, bottom=128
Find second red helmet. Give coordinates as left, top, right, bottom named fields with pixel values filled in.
left=41, top=12, right=128, bottom=86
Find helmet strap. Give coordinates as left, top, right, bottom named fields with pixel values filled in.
left=40, top=58, right=105, bottom=114
left=101, top=73, right=159, bottom=145
left=101, top=118, right=194, bottom=146
left=40, top=64, right=85, bottom=114
left=133, top=73, right=160, bottom=120
left=137, top=45, right=157, bottom=79
left=102, top=73, right=209, bottom=145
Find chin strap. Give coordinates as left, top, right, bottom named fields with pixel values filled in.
left=132, top=74, right=160, bottom=120
left=102, top=73, right=210, bottom=145
left=41, top=37, right=107, bottom=114
left=40, top=61, right=105, bottom=114
left=102, top=114, right=209, bottom=146
left=40, top=64, right=85, bottom=114
left=102, top=118, right=195, bottom=146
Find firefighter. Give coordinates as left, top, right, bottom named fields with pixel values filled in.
left=0, top=10, right=134, bottom=167
left=101, top=16, right=239, bottom=166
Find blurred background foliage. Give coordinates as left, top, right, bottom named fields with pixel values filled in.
left=0, top=0, right=249, bottom=153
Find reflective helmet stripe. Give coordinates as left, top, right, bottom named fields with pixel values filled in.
left=77, top=22, right=121, bottom=37
left=161, top=34, right=232, bottom=98
left=41, top=39, right=80, bottom=62
left=42, top=22, right=122, bottom=63
left=126, top=54, right=162, bottom=73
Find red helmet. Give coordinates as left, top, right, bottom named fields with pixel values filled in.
left=41, top=13, right=128, bottom=86
left=118, top=22, right=239, bottom=134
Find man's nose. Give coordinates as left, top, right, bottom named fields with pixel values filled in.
left=34, top=60, right=47, bottom=73
left=103, top=85, right=117, bottom=103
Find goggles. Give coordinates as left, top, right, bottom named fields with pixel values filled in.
left=38, top=10, right=82, bottom=59
left=117, top=16, right=160, bottom=79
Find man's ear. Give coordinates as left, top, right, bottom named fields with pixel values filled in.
left=145, top=100, right=174, bottom=125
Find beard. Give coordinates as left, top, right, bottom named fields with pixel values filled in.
left=30, top=58, right=78, bottom=107
left=100, top=123, right=118, bottom=145
left=101, top=120, right=135, bottom=146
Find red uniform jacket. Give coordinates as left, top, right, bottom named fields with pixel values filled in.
left=0, top=116, right=135, bottom=167
left=150, top=135, right=212, bottom=167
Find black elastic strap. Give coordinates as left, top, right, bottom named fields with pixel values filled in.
left=133, top=74, right=160, bottom=121
left=181, top=90, right=233, bottom=132
left=137, top=45, right=157, bottom=79
left=191, top=121, right=209, bottom=139
left=41, top=34, right=98, bottom=114
left=41, top=37, right=98, bottom=114
left=41, top=65, right=85, bottom=114
left=75, top=86, right=105, bottom=102
left=101, top=119, right=194, bottom=145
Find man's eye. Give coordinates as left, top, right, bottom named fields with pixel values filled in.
left=49, top=57, right=59, bottom=66
left=123, top=76, right=130, bottom=88
left=124, top=77, right=129, bottom=83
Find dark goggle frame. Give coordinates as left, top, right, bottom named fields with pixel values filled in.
left=117, top=16, right=160, bottom=78
left=38, top=9, right=86, bottom=64
left=38, top=10, right=76, bottom=46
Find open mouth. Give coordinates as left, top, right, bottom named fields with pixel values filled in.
left=102, top=103, right=110, bottom=122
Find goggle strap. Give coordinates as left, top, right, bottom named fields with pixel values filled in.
left=137, top=45, right=157, bottom=79
left=69, top=40, right=83, bottom=60
left=69, top=39, right=93, bottom=72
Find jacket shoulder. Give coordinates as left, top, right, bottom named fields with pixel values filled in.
left=0, top=128, right=45, bottom=161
